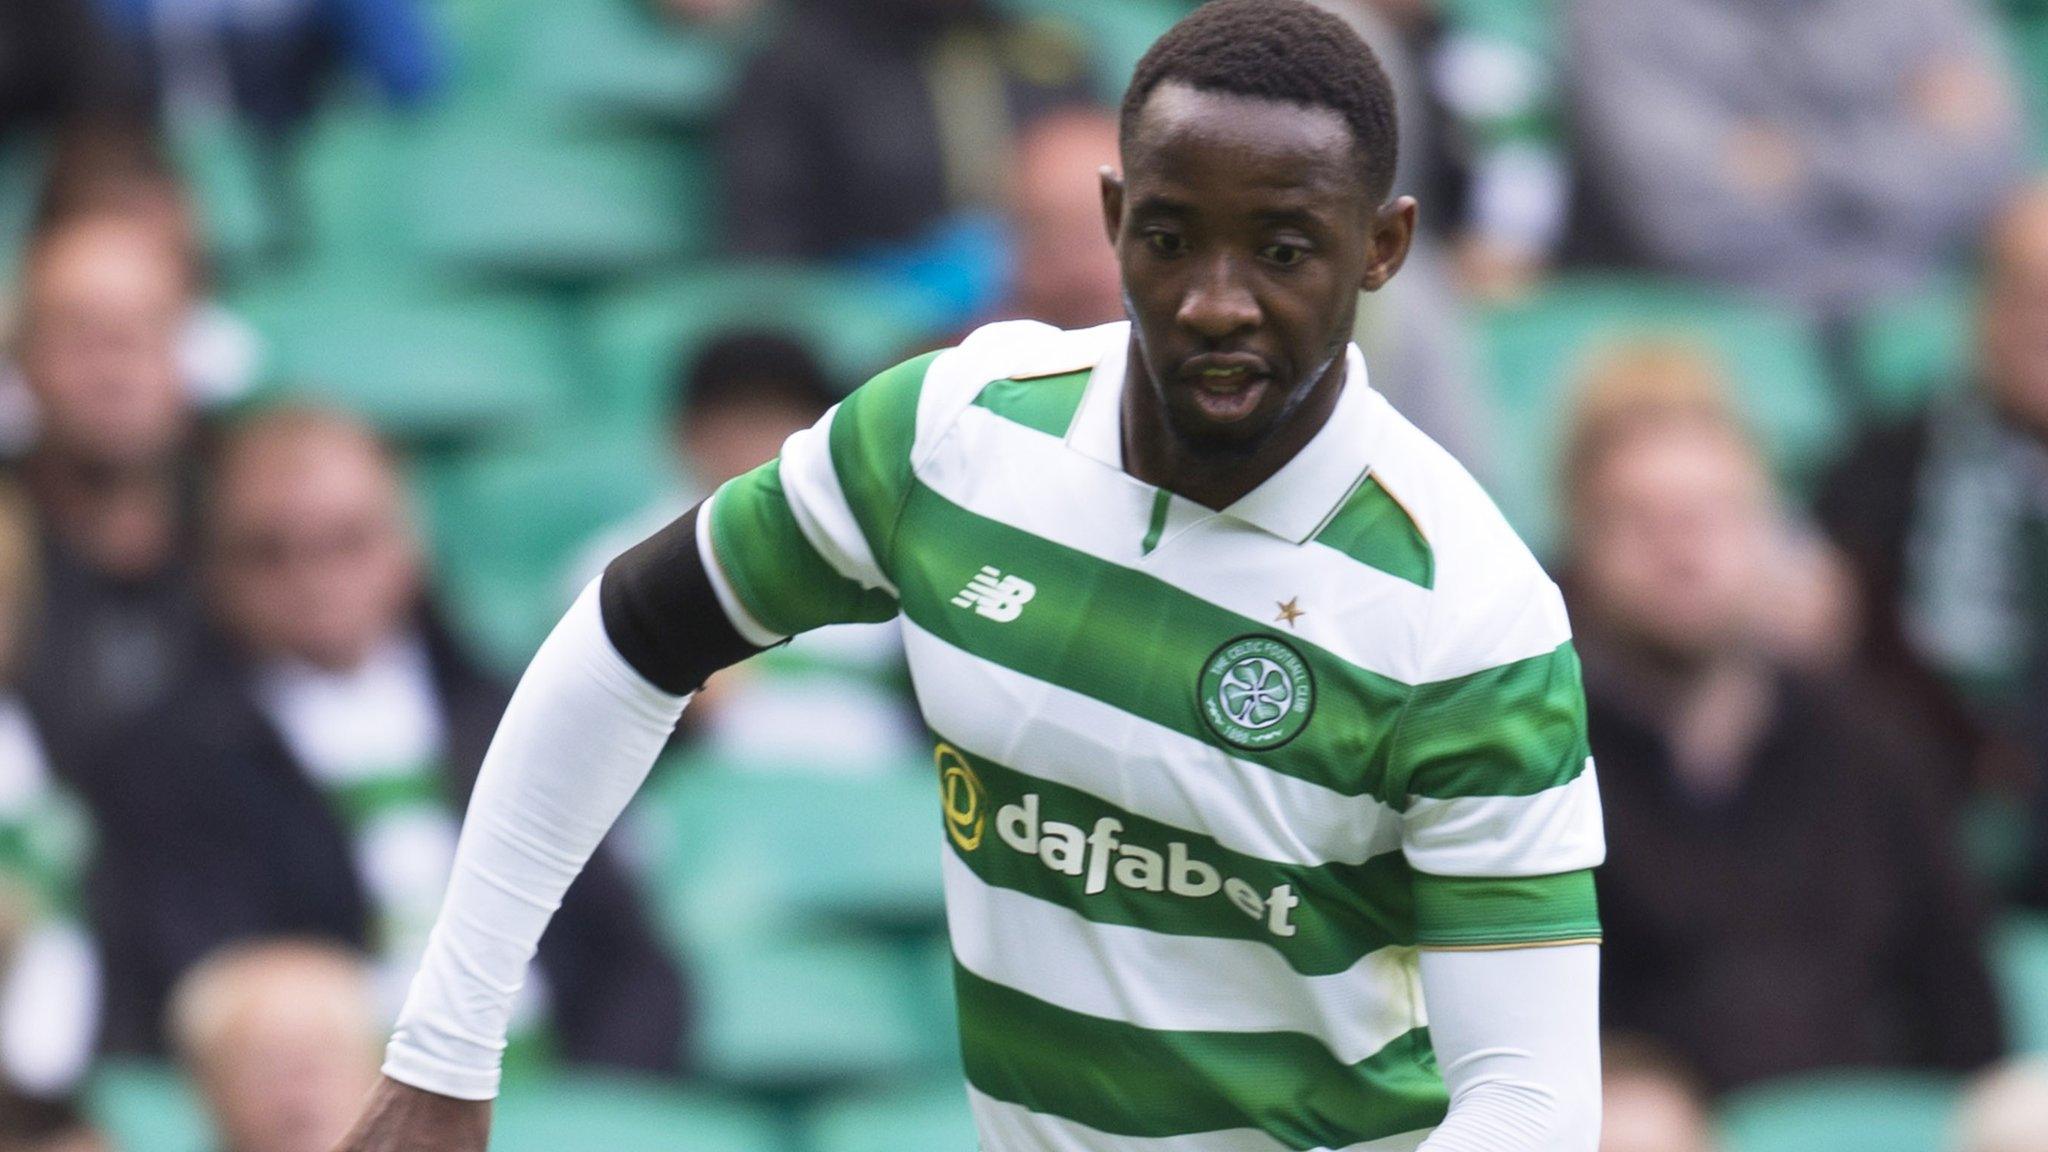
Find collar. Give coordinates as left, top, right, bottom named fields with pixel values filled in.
left=1065, top=328, right=1381, bottom=543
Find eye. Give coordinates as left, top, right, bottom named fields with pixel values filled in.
left=1260, top=242, right=1309, bottom=268
left=1142, top=229, right=1187, bottom=258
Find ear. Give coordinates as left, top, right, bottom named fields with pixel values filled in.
left=1359, top=196, right=1418, bottom=292
left=1099, top=165, right=1126, bottom=248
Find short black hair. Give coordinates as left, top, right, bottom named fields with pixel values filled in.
left=675, top=329, right=837, bottom=423
left=1120, top=0, right=1399, bottom=203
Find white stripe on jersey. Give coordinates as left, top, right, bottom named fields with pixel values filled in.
left=944, top=851, right=1426, bottom=1066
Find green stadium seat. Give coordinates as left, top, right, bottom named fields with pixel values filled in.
left=516, top=0, right=742, bottom=125
left=646, top=762, right=947, bottom=941
left=231, top=268, right=578, bottom=443
left=1475, top=275, right=1842, bottom=554
left=0, top=135, right=46, bottom=279
left=1441, top=0, right=1562, bottom=54
left=1851, top=276, right=1977, bottom=419
left=289, top=104, right=415, bottom=268
left=422, top=428, right=673, bottom=668
left=690, top=937, right=956, bottom=1087
left=490, top=1072, right=781, bottom=1152
left=2002, top=17, right=2048, bottom=162
left=1717, top=1071, right=1961, bottom=1152
left=804, top=1082, right=980, bottom=1152
left=585, top=264, right=953, bottom=426
left=1993, top=913, right=2048, bottom=1054
left=86, top=1060, right=213, bottom=1152
left=407, top=108, right=714, bottom=278
left=167, top=115, right=281, bottom=275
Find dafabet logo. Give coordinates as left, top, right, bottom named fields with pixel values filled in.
left=934, top=744, right=1299, bottom=938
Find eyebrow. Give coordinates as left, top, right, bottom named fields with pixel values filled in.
left=1129, top=194, right=1196, bottom=217
left=1252, top=206, right=1331, bottom=229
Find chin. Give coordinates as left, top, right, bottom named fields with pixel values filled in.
left=1163, top=409, right=1277, bottom=458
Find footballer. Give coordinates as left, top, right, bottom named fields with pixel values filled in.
left=337, top=1, right=1604, bottom=1148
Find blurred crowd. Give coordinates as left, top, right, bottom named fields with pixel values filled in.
left=1, top=0, right=2047, bottom=1150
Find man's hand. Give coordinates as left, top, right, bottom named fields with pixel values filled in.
left=331, top=1078, right=492, bottom=1152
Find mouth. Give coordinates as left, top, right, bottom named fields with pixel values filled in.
left=1178, top=355, right=1273, bottom=423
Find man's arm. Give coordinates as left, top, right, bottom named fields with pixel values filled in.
left=336, top=507, right=760, bottom=1149
left=1417, top=945, right=1601, bottom=1151
left=337, top=345, right=938, bottom=1149
left=1392, top=533, right=1606, bottom=1152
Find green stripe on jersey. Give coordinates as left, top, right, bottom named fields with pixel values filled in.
left=972, top=371, right=1091, bottom=437
left=1313, top=474, right=1433, bottom=589
left=710, top=461, right=899, bottom=635
left=1393, top=643, right=1589, bottom=800
left=941, top=741, right=1417, bottom=975
left=1413, top=870, right=1600, bottom=948
left=897, top=481, right=1584, bottom=802
left=829, top=350, right=941, bottom=568
left=956, top=964, right=1449, bottom=1148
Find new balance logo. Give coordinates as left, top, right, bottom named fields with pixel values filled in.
left=952, top=566, right=1036, bottom=623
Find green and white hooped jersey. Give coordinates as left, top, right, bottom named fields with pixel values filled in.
left=701, top=320, right=1606, bottom=1152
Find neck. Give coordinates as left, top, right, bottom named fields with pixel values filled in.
left=27, top=450, right=181, bottom=580
left=1118, top=338, right=1346, bottom=511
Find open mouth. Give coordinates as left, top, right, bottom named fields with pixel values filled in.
left=1180, top=356, right=1272, bottom=422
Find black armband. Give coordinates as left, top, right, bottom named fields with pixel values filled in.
left=599, top=503, right=767, bottom=695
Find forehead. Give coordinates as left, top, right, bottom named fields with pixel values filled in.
left=1123, top=83, right=1368, bottom=211
left=215, top=430, right=398, bottom=518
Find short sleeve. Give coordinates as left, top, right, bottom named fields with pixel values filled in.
left=703, top=352, right=940, bottom=640
left=1392, top=578, right=1606, bottom=949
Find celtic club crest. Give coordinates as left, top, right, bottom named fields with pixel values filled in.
left=1198, top=635, right=1316, bottom=751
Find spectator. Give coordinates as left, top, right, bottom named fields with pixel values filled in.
left=86, top=408, right=687, bottom=1072
left=20, top=121, right=263, bottom=409
left=12, top=203, right=208, bottom=780
left=0, top=482, right=100, bottom=1131
left=986, top=107, right=1124, bottom=332
left=1563, top=0, right=2024, bottom=323
left=566, top=333, right=923, bottom=770
left=1600, top=1035, right=1719, bottom=1152
left=168, top=940, right=379, bottom=1152
left=1954, top=1058, right=2048, bottom=1152
left=92, top=0, right=444, bottom=139
left=1819, top=183, right=2048, bottom=807
left=1561, top=344, right=2006, bottom=1093
left=719, top=0, right=1093, bottom=313
left=1314, top=0, right=1569, bottom=300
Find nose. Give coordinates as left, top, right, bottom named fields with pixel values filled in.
left=1176, top=255, right=1260, bottom=342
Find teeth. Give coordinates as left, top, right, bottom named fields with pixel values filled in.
left=1203, top=368, right=1242, bottom=377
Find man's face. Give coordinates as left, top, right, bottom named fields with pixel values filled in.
left=209, top=428, right=421, bottom=672
left=19, top=216, right=192, bottom=472
left=1105, top=84, right=1410, bottom=455
left=1982, top=192, right=2048, bottom=440
left=1571, top=420, right=1774, bottom=663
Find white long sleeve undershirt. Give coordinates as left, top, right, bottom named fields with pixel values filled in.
left=382, top=582, right=687, bottom=1100
left=1417, top=944, right=1603, bottom=1151
left=382, top=582, right=1602, bottom=1151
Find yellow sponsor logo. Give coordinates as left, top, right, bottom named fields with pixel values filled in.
left=937, top=744, right=986, bottom=852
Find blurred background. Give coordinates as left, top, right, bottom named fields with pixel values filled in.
left=1, top=0, right=2047, bottom=1150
